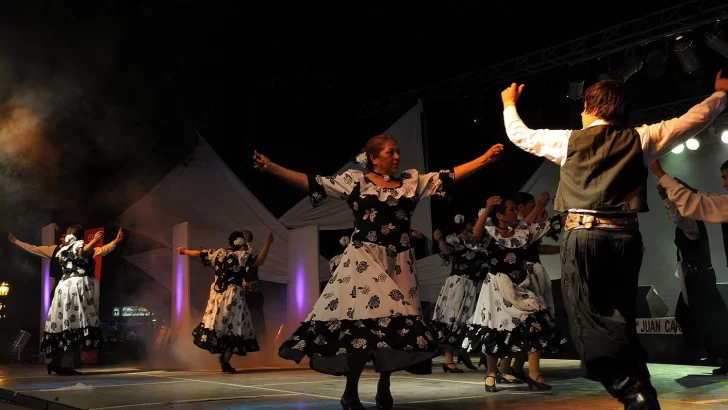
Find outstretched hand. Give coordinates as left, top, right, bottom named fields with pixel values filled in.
left=433, top=229, right=443, bottom=241
left=501, top=83, right=525, bottom=107
left=7, top=232, right=15, bottom=243
left=253, top=150, right=272, bottom=172
left=486, top=196, right=502, bottom=207
left=177, top=247, right=187, bottom=255
left=715, top=70, right=728, bottom=93
left=485, top=144, right=504, bottom=163
left=114, top=228, right=124, bottom=244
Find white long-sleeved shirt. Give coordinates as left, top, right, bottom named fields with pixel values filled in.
left=504, top=92, right=727, bottom=213
left=659, top=174, right=728, bottom=223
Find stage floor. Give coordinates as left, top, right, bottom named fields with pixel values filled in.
left=1, top=359, right=727, bottom=409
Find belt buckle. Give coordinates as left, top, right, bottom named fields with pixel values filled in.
left=581, top=214, right=595, bottom=229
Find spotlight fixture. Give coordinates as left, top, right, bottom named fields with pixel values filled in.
left=674, top=34, right=702, bottom=74
left=643, top=39, right=668, bottom=78
left=567, top=64, right=588, bottom=100
left=721, top=130, right=728, bottom=144
left=705, top=31, right=728, bottom=59
left=671, top=144, right=685, bottom=154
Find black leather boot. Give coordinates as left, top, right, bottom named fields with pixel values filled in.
left=613, top=377, right=661, bottom=410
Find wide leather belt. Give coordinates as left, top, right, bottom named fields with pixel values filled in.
left=565, top=212, right=639, bottom=231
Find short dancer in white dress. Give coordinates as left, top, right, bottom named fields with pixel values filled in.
left=8, top=226, right=123, bottom=375
left=178, top=231, right=274, bottom=373
left=255, top=135, right=503, bottom=410
left=462, top=195, right=564, bottom=392
left=430, top=214, right=486, bottom=372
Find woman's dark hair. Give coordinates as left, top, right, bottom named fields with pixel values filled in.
left=513, top=192, right=534, bottom=207
left=488, top=199, right=512, bottom=228
left=583, top=80, right=632, bottom=127
left=360, top=134, right=397, bottom=171
left=66, top=225, right=83, bottom=237
left=228, top=231, right=246, bottom=250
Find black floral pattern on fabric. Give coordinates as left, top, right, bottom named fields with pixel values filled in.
left=192, top=323, right=260, bottom=356
left=430, top=319, right=470, bottom=346
left=41, top=327, right=103, bottom=358
left=463, top=309, right=565, bottom=358
left=441, top=233, right=487, bottom=282
left=56, top=240, right=96, bottom=280
left=279, top=315, right=439, bottom=376
left=199, top=249, right=251, bottom=294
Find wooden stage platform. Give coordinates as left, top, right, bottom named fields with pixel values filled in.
left=1, top=359, right=727, bottom=409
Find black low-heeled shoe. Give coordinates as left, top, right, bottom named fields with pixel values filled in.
left=60, top=367, right=82, bottom=375
left=495, top=369, right=524, bottom=384
left=458, top=354, right=477, bottom=370
left=484, top=375, right=498, bottom=392
left=525, top=373, right=552, bottom=390
left=340, top=396, right=365, bottom=410
left=510, top=368, right=527, bottom=383
left=442, top=363, right=464, bottom=373
left=221, top=362, right=237, bottom=374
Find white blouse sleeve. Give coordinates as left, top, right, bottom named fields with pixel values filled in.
left=307, top=169, right=363, bottom=207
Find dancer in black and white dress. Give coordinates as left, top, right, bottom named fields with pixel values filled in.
left=430, top=212, right=488, bottom=373
left=8, top=226, right=123, bottom=375
left=462, top=195, right=563, bottom=392
left=178, top=231, right=274, bottom=373
left=255, top=135, right=503, bottom=410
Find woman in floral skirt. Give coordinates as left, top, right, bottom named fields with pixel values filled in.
left=254, top=135, right=503, bottom=410
left=178, top=230, right=273, bottom=373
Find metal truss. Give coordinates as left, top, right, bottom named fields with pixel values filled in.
left=358, top=0, right=728, bottom=118
left=628, top=95, right=709, bottom=127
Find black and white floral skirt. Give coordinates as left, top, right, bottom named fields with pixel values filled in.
left=278, top=242, right=439, bottom=376
left=461, top=274, right=565, bottom=358
left=431, top=274, right=480, bottom=347
left=41, top=276, right=103, bottom=359
left=192, top=283, right=260, bottom=356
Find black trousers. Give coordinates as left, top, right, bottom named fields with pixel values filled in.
left=561, top=228, right=655, bottom=397
left=674, top=267, right=728, bottom=359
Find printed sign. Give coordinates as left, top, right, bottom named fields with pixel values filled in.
left=635, top=317, right=682, bottom=335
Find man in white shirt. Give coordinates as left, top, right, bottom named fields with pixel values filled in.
left=501, top=70, right=728, bottom=409
left=651, top=157, right=728, bottom=223
left=657, top=181, right=728, bottom=375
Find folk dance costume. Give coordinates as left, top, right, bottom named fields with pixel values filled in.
left=523, top=239, right=555, bottom=314
left=278, top=169, right=453, bottom=375
left=431, top=232, right=485, bottom=349
left=191, top=248, right=260, bottom=359
left=663, top=196, right=728, bottom=373
left=462, top=218, right=564, bottom=358
left=42, top=237, right=115, bottom=363
left=504, top=79, right=726, bottom=407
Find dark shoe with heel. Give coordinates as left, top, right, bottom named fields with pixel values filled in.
left=442, top=363, right=464, bottom=373
left=340, top=396, right=365, bottom=410
left=485, top=375, right=498, bottom=392
left=525, top=373, right=551, bottom=390
left=375, top=387, right=393, bottom=410
left=458, top=354, right=477, bottom=370
left=496, top=369, right=524, bottom=385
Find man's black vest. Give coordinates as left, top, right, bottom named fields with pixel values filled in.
left=675, top=220, right=712, bottom=270
left=554, top=125, right=648, bottom=213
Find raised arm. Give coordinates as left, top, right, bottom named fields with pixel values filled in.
left=501, top=84, right=572, bottom=166
left=433, top=230, right=451, bottom=255
left=651, top=159, right=728, bottom=223
left=79, top=231, right=104, bottom=258
left=452, top=143, right=504, bottom=182
left=93, top=228, right=124, bottom=257
left=523, top=192, right=549, bottom=223
left=250, top=233, right=274, bottom=267
left=253, top=150, right=309, bottom=191
left=639, top=71, right=728, bottom=162
left=473, top=196, right=501, bottom=242
left=8, top=232, right=57, bottom=259
left=657, top=185, right=699, bottom=239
